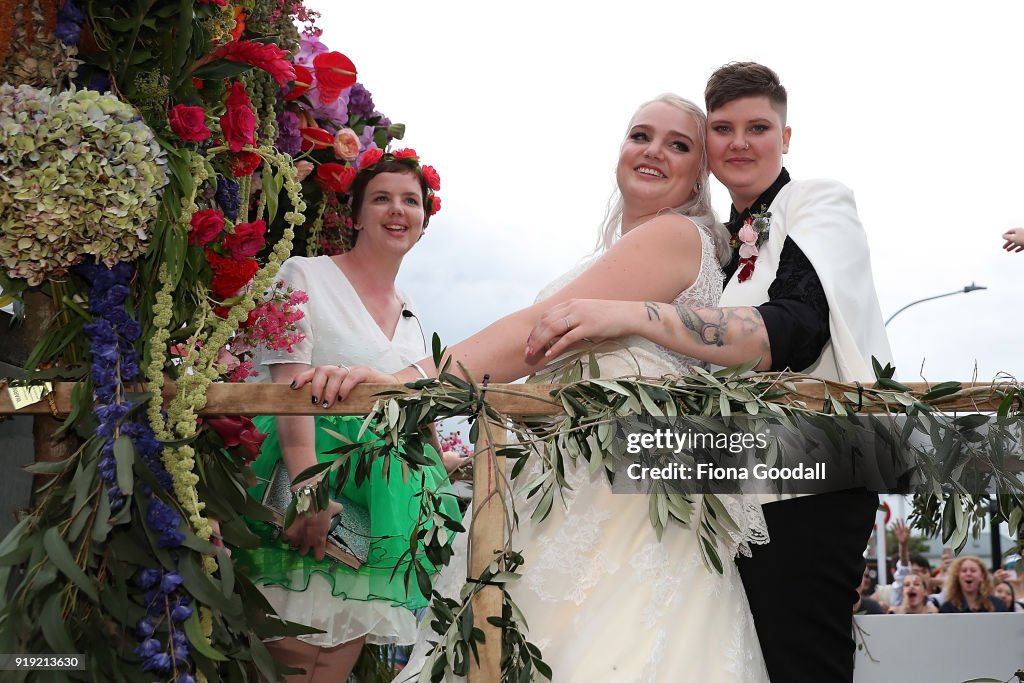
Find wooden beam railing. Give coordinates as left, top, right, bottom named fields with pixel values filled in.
left=0, top=380, right=1013, bottom=680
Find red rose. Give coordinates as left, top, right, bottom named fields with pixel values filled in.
left=169, top=104, right=211, bottom=142
left=285, top=64, right=313, bottom=102
left=299, top=126, right=334, bottom=152
left=421, top=165, right=441, bottom=191
left=220, top=81, right=256, bottom=153
left=428, top=195, right=441, bottom=216
left=223, top=220, right=266, bottom=259
left=358, top=148, right=384, bottom=170
left=393, top=148, right=418, bottom=161
left=229, top=151, right=262, bottom=177
left=189, top=209, right=225, bottom=245
left=316, top=163, right=357, bottom=193
left=312, top=52, right=357, bottom=105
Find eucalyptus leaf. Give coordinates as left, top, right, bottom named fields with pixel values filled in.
left=42, top=527, right=98, bottom=602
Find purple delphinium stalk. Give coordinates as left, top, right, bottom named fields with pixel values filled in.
left=55, top=0, right=85, bottom=45
left=347, top=83, right=375, bottom=120
left=275, top=111, right=302, bottom=156
left=75, top=259, right=197, bottom=683
left=133, top=569, right=194, bottom=677
left=215, top=175, right=241, bottom=221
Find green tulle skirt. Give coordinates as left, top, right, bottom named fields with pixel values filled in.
left=233, top=415, right=462, bottom=610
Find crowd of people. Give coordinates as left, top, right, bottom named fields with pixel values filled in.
left=856, top=520, right=1024, bottom=616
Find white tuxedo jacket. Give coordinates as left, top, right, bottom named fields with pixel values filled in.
left=718, top=179, right=892, bottom=382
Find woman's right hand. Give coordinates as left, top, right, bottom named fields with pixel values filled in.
left=525, top=299, right=637, bottom=362
left=291, top=364, right=398, bottom=408
left=282, top=499, right=344, bottom=561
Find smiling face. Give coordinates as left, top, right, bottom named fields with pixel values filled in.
left=994, top=582, right=1015, bottom=606
left=353, top=170, right=425, bottom=255
left=616, top=100, right=702, bottom=227
left=902, top=574, right=928, bottom=608
left=957, top=559, right=985, bottom=598
left=706, top=95, right=791, bottom=211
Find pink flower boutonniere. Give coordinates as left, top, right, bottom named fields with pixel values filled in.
left=731, top=206, right=772, bottom=283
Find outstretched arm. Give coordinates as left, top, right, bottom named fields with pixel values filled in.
left=525, top=298, right=772, bottom=370
left=296, top=214, right=703, bottom=403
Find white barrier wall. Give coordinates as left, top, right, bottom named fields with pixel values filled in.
left=854, top=613, right=1024, bottom=682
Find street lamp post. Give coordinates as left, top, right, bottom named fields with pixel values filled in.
left=884, top=283, right=987, bottom=327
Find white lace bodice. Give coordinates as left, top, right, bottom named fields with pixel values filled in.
left=536, top=221, right=724, bottom=375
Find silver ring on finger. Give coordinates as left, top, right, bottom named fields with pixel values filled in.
left=563, top=317, right=571, bottom=333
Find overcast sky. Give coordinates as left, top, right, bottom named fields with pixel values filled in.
left=316, top=0, right=1024, bottom=386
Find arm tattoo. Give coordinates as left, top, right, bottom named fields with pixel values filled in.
left=644, top=301, right=661, bottom=322
left=675, top=303, right=726, bottom=346
left=674, top=303, right=770, bottom=353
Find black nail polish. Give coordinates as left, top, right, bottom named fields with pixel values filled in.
left=321, top=400, right=329, bottom=409
left=290, top=381, right=297, bottom=389
left=311, top=396, right=318, bottom=405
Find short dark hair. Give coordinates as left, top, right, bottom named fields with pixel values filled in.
left=909, top=553, right=932, bottom=572
left=704, top=62, right=788, bottom=124
left=349, top=159, right=432, bottom=230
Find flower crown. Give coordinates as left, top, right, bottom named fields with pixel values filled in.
left=356, top=147, right=441, bottom=216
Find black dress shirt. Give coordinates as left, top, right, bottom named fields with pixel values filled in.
left=722, top=169, right=831, bottom=372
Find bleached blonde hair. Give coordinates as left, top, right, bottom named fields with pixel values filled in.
left=595, top=93, right=731, bottom=265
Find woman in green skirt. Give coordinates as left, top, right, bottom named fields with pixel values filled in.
left=234, top=150, right=461, bottom=682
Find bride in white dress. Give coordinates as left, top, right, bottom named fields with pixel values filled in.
left=297, top=94, right=772, bottom=682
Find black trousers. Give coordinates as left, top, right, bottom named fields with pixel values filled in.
left=736, top=489, right=878, bottom=683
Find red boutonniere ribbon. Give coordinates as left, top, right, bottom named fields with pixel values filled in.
left=730, top=208, right=772, bottom=283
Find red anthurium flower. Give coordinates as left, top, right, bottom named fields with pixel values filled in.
left=300, top=126, right=334, bottom=152
left=204, top=415, right=267, bottom=464
left=421, top=165, right=441, bottom=191
left=358, top=148, right=384, bottom=169
left=312, top=51, right=357, bottom=105
left=211, top=40, right=296, bottom=86
left=229, top=151, right=262, bottom=177
left=392, top=148, right=418, bottom=161
left=284, top=64, right=313, bottom=102
left=316, top=163, right=357, bottom=193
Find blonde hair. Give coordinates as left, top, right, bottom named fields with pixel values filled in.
left=944, top=555, right=997, bottom=611
left=596, top=93, right=731, bottom=265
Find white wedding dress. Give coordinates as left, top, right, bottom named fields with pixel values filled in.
left=401, top=223, right=771, bottom=682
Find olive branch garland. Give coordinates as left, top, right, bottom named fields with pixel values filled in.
left=291, top=338, right=1024, bottom=682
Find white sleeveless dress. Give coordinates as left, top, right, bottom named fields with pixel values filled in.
left=401, top=224, right=771, bottom=682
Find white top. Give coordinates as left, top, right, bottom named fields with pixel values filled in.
left=253, top=254, right=428, bottom=646
left=257, top=255, right=426, bottom=374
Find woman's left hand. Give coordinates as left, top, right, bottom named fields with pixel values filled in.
left=525, top=299, right=636, bottom=362
left=291, top=364, right=398, bottom=408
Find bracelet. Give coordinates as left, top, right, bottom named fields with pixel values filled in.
left=409, top=362, right=430, bottom=380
